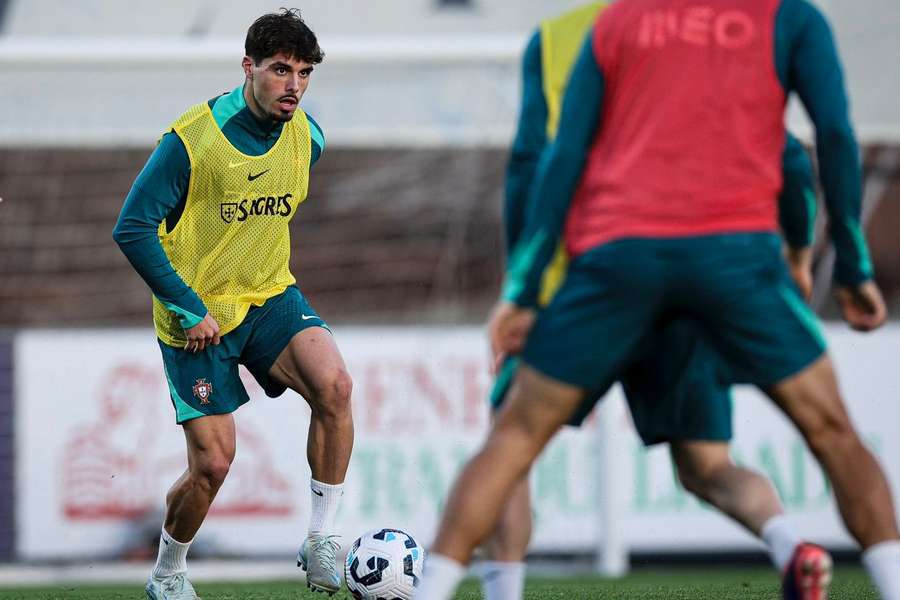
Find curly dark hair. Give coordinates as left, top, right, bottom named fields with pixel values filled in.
left=245, top=8, right=324, bottom=66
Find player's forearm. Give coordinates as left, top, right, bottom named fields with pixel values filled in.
left=815, top=126, right=872, bottom=285
left=504, top=30, right=547, bottom=254
left=503, top=144, right=586, bottom=306
left=778, top=134, right=816, bottom=249
left=504, top=157, right=540, bottom=253
left=789, top=2, right=873, bottom=285
left=113, top=134, right=207, bottom=328
left=113, top=217, right=208, bottom=329
left=502, top=33, right=604, bottom=307
left=112, top=195, right=199, bottom=315
left=114, top=233, right=207, bottom=328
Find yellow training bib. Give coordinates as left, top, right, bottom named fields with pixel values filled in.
left=153, top=102, right=312, bottom=346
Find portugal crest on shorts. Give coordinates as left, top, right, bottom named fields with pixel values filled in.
left=192, top=378, right=213, bottom=404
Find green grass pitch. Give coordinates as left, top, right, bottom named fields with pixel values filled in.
left=0, top=567, right=876, bottom=599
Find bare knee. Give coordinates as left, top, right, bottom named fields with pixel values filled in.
left=309, top=368, right=353, bottom=422
left=672, top=443, right=731, bottom=499
left=801, top=410, right=860, bottom=459
left=676, top=460, right=723, bottom=498
left=192, top=453, right=233, bottom=491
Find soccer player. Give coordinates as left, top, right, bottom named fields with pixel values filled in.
left=417, top=1, right=900, bottom=599
left=113, top=10, right=351, bottom=599
left=478, top=5, right=825, bottom=600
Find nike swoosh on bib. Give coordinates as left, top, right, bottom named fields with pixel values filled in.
left=228, top=160, right=249, bottom=168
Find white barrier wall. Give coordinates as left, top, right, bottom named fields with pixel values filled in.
left=14, top=325, right=900, bottom=559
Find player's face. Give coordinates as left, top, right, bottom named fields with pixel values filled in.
left=242, top=52, right=313, bottom=122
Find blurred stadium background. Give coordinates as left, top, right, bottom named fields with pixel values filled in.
left=1, top=0, right=900, bottom=594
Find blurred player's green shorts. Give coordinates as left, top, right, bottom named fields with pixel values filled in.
left=491, top=319, right=732, bottom=445
left=520, top=232, right=825, bottom=416
left=157, top=285, right=329, bottom=424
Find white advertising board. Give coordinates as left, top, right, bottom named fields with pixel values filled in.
left=14, top=325, right=900, bottom=559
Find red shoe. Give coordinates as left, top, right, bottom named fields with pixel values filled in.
left=782, top=543, right=833, bottom=600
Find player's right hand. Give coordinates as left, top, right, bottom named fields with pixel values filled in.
left=835, top=280, right=887, bottom=332
left=184, top=313, right=221, bottom=353
left=487, top=301, right=536, bottom=372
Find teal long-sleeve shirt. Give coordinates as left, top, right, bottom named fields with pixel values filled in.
left=112, top=84, right=325, bottom=328
left=505, top=0, right=871, bottom=308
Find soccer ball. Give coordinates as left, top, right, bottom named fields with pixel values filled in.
left=344, top=528, right=425, bottom=600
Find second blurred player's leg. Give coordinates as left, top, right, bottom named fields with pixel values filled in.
left=417, top=366, right=584, bottom=599
left=768, top=356, right=900, bottom=599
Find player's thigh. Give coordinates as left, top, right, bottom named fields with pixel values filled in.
left=489, top=356, right=521, bottom=411
left=681, top=233, right=826, bottom=387
left=268, top=327, right=350, bottom=404
left=765, top=354, right=854, bottom=442
left=622, top=319, right=732, bottom=446
left=492, top=355, right=599, bottom=428
left=493, top=364, right=586, bottom=454
left=522, top=241, right=664, bottom=393
left=241, top=286, right=340, bottom=399
left=157, top=337, right=249, bottom=424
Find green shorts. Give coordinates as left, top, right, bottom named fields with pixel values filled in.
left=158, top=286, right=328, bottom=424
left=621, top=319, right=732, bottom=445
left=521, top=233, right=825, bottom=405
left=490, top=319, right=732, bottom=446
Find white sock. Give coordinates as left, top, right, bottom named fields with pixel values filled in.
left=308, top=478, right=343, bottom=534
left=862, top=540, right=900, bottom=600
left=760, top=514, right=802, bottom=572
left=479, top=561, right=525, bottom=600
left=152, top=527, right=192, bottom=579
left=414, top=553, right=466, bottom=600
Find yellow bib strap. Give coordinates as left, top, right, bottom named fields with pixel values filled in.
left=540, top=2, right=606, bottom=139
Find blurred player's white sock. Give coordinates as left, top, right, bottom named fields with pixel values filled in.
left=479, top=560, right=525, bottom=600
left=152, top=527, right=192, bottom=579
left=308, top=478, right=343, bottom=534
left=415, top=553, right=465, bottom=600
left=760, top=515, right=801, bottom=571
left=862, top=540, right=900, bottom=600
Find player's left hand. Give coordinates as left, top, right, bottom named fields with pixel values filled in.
left=835, top=280, right=887, bottom=332
left=487, top=301, right=536, bottom=372
left=785, top=246, right=813, bottom=301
